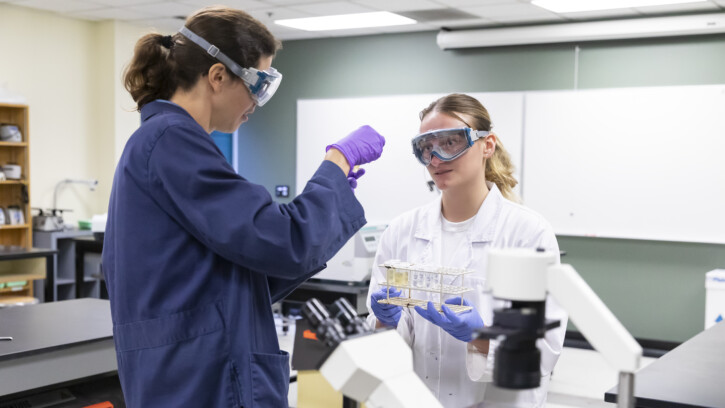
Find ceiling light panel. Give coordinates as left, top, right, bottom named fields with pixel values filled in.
left=178, top=0, right=269, bottom=10
left=289, top=1, right=373, bottom=16
left=350, top=0, right=443, bottom=12
left=275, top=11, right=415, bottom=31
left=532, top=0, right=709, bottom=13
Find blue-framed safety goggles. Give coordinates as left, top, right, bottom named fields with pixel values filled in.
left=178, top=26, right=282, bottom=107
left=412, top=127, right=490, bottom=166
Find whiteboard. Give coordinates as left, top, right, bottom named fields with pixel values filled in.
left=522, top=85, right=725, bottom=244
left=296, top=92, right=525, bottom=225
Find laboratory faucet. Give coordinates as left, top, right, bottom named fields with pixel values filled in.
left=53, top=178, right=99, bottom=210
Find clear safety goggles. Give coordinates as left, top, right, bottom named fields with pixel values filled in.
left=178, top=26, right=282, bottom=107
left=411, top=127, right=490, bottom=166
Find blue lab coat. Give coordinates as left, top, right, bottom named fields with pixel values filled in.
left=102, top=101, right=366, bottom=407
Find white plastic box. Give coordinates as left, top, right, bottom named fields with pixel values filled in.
left=705, top=269, right=725, bottom=329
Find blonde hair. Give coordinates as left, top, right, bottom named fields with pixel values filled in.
left=420, top=93, right=519, bottom=202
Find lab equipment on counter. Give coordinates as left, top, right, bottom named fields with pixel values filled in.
left=475, top=248, right=641, bottom=408
left=293, top=297, right=443, bottom=408
left=375, top=260, right=475, bottom=314
left=314, top=224, right=386, bottom=283
left=91, top=213, right=107, bottom=241
left=32, top=208, right=67, bottom=231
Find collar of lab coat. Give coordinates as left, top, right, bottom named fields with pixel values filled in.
left=414, top=181, right=503, bottom=244
left=141, top=100, right=193, bottom=123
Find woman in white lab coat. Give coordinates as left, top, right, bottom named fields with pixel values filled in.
left=366, top=93, right=568, bottom=408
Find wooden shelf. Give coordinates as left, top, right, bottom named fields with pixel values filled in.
left=0, top=103, right=31, bottom=248
left=0, top=285, right=29, bottom=294
left=0, top=272, right=44, bottom=284
left=0, top=224, right=30, bottom=230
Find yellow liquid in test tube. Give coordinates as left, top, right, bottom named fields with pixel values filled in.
left=394, top=269, right=408, bottom=287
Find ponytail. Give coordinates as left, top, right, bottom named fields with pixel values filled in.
left=486, top=136, right=519, bottom=202
left=124, top=33, right=177, bottom=110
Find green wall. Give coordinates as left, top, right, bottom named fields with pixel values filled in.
left=239, top=31, right=725, bottom=343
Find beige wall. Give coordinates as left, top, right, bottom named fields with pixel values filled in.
left=0, top=3, right=148, bottom=226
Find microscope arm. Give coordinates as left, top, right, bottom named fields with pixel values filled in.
left=547, top=264, right=642, bottom=374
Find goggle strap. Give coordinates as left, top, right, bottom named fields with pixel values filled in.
left=470, top=130, right=490, bottom=143
left=178, top=26, right=248, bottom=81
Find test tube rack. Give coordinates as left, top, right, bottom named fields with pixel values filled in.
left=376, top=260, right=475, bottom=314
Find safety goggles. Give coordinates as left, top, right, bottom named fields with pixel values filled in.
left=178, top=26, right=282, bottom=107
left=412, top=127, right=490, bottom=166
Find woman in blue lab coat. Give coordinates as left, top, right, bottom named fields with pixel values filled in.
left=102, top=6, right=384, bottom=408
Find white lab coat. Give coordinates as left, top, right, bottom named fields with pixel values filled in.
left=366, top=184, right=568, bottom=408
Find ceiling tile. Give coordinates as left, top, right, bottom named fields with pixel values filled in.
left=378, top=22, right=438, bottom=33
left=634, top=2, right=719, bottom=14
left=488, top=13, right=565, bottom=24
left=136, top=17, right=184, bottom=33
left=714, top=0, right=725, bottom=6
left=88, top=0, right=163, bottom=6
left=125, top=1, right=198, bottom=18
left=68, top=7, right=153, bottom=20
left=464, top=3, right=561, bottom=18
left=431, top=0, right=515, bottom=6
left=561, top=8, right=641, bottom=20
left=246, top=6, right=314, bottom=23
left=262, top=0, right=330, bottom=5
left=177, top=0, right=269, bottom=10
left=428, top=17, right=495, bottom=28
left=350, top=0, right=442, bottom=12
left=16, top=0, right=103, bottom=12
left=289, top=1, right=373, bottom=15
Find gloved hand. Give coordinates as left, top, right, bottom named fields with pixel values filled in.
left=370, top=286, right=403, bottom=328
left=347, top=168, right=365, bottom=190
left=326, top=125, right=385, bottom=174
left=414, top=297, right=484, bottom=342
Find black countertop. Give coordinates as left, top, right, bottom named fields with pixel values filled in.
left=0, top=247, right=56, bottom=260
left=0, top=298, right=112, bottom=361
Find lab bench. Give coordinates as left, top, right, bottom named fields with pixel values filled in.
left=0, top=298, right=118, bottom=404
left=605, top=321, right=725, bottom=407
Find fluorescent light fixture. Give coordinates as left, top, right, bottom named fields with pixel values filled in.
left=275, top=11, right=415, bottom=31
left=532, top=0, right=707, bottom=13
left=437, top=13, right=725, bottom=49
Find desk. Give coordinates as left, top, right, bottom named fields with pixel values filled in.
left=605, top=321, right=725, bottom=407
left=0, top=298, right=117, bottom=397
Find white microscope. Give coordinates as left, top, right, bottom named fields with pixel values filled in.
left=478, top=248, right=642, bottom=408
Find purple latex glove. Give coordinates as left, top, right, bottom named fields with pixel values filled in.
left=347, top=168, right=366, bottom=190
left=370, top=286, right=403, bottom=327
left=415, top=297, right=484, bottom=342
left=326, top=125, right=385, bottom=174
